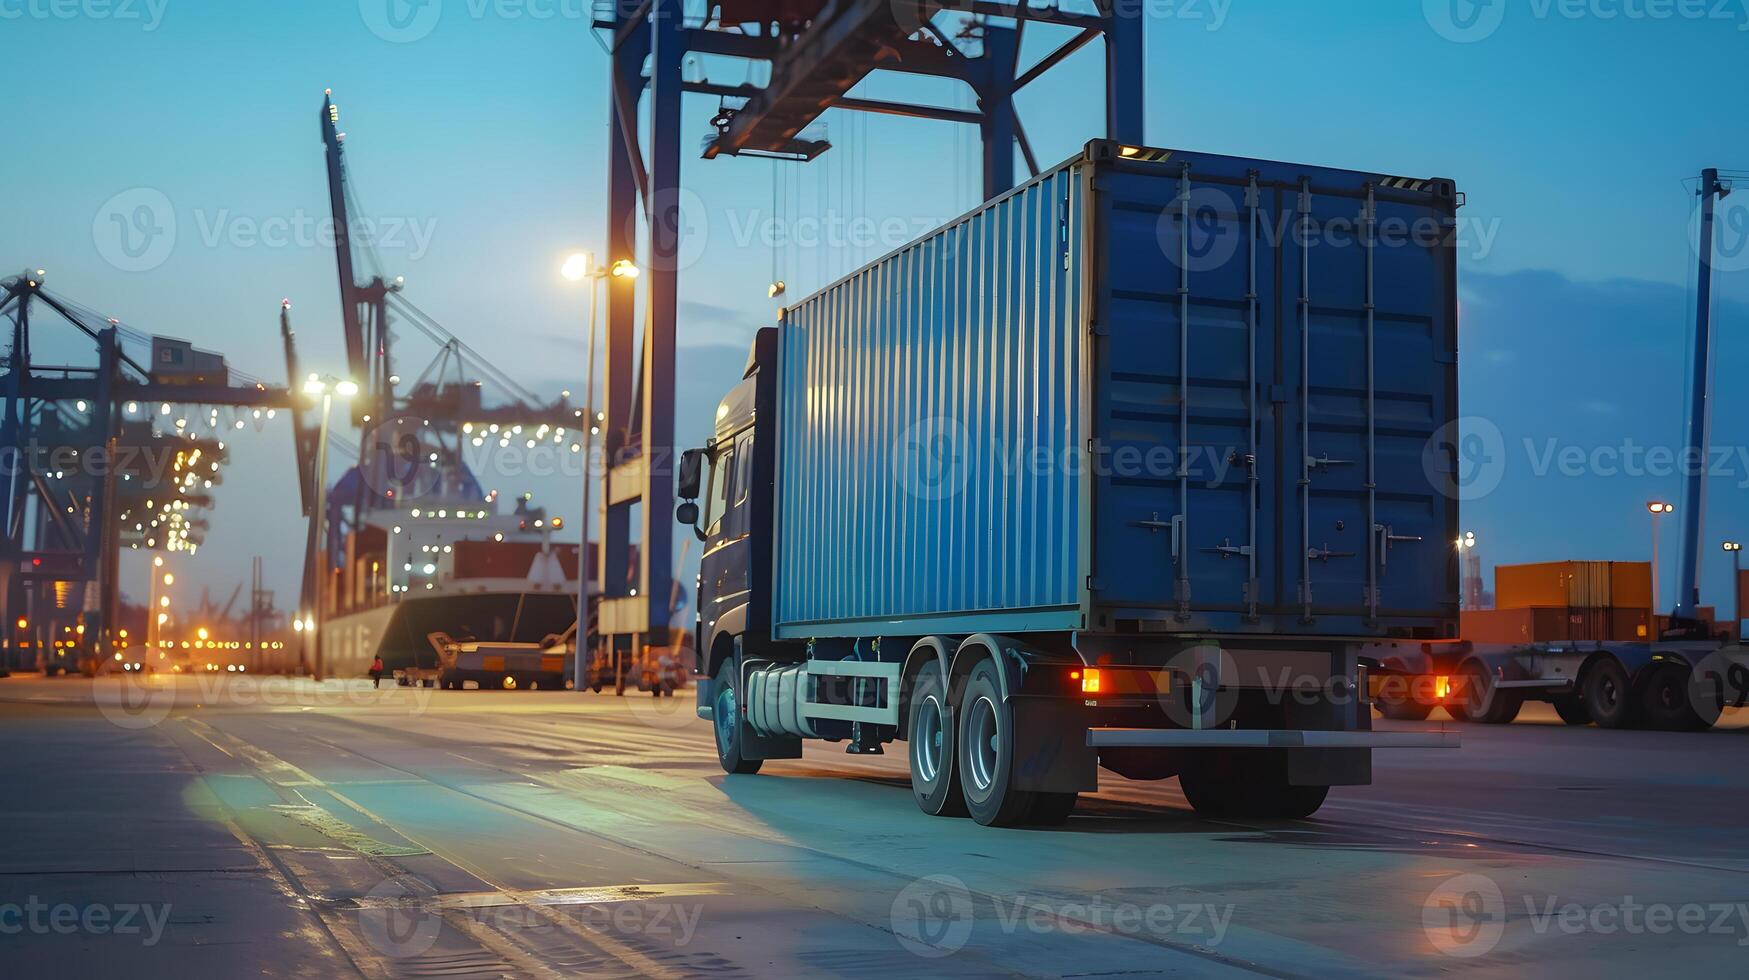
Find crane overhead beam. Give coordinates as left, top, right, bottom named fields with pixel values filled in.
left=702, top=0, right=931, bottom=159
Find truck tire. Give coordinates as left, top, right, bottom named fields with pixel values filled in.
left=1026, top=792, right=1079, bottom=825
left=1639, top=664, right=1707, bottom=731
left=1551, top=695, right=1591, bottom=726
left=908, top=663, right=966, bottom=817
left=1581, top=657, right=1636, bottom=729
left=713, top=653, right=762, bottom=775
left=1179, top=751, right=1329, bottom=820
left=1457, top=661, right=1522, bottom=725
left=956, top=657, right=1034, bottom=827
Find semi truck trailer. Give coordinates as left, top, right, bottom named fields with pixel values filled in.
left=676, top=141, right=1462, bottom=826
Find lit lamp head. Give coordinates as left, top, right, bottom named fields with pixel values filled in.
left=1725, top=542, right=1742, bottom=553
left=609, top=259, right=639, bottom=280
left=1647, top=501, right=1673, bottom=515
left=561, top=252, right=593, bottom=282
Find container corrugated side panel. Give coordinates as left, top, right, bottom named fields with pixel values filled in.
left=773, top=166, right=1088, bottom=638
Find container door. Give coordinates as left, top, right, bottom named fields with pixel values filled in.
left=1089, top=167, right=1282, bottom=626
left=1282, top=181, right=1457, bottom=632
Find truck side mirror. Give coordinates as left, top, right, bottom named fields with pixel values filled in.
left=676, top=501, right=700, bottom=527
left=677, top=448, right=704, bottom=499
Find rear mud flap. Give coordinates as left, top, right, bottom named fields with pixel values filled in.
left=1011, top=697, right=1098, bottom=794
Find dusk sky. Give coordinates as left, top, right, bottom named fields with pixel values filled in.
left=7, top=0, right=1749, bottom=613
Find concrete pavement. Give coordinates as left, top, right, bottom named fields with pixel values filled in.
left=1, top=674, right=1745, bottom=978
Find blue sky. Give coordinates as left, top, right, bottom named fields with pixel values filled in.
left=5, top=0, right=1749, bottom=615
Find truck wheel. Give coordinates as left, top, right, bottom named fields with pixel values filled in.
left=1639, top=664, right=1707, bottom=731
left=713, top=654, right=762, bottom=775
left=1179, top=752, right=1328, bottom=820
left=1026, top=792, right=1079, bottom=825
left=907, top=663, right=966, bottom=817
left=1581, top=657, right=1636, bottom=729
left=1551, top=695, right=1591, bottom=726
left=1459, top=661, right=1522, bottom=725
left=956, top=657, right=1034, bottom=827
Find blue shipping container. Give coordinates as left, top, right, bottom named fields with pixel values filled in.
left=772, top=141, right=1458, bottom=641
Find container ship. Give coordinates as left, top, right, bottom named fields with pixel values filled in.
left=316, top=492, right=585, bottom=680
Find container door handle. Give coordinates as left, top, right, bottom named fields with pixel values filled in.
left=1373, top=524, right=1423, bottom=569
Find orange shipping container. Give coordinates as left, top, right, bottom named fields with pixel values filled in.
left=1494, top=561, right=1651, bottom=610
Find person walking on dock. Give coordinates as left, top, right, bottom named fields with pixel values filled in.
left=369, top=655, right=384, bottom=688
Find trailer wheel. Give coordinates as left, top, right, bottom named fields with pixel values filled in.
left=1551, top=696, right=1591, bottom=726
left=907, top=663, right=966, bottom=817
left=713, top=653, right=762, bottom=775
left=1179, top=751, right=1328, bottom=820
left=1025, top=792, right=1079, bottom=826
left=1458, top=661, right=1522, bottom=725
left=956, top=657, right=1034, bottom=827
left=1581, top=657, right=1636, bottom=729
left=1639, top=664, right=1708, bottom=731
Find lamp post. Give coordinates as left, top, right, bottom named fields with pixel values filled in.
left=1648, top=501, right=1674, bottom=614
left=146, top=556, right=167, bottom=657
left=562, top=253, right=637, bottom=692
left=302, top=374, right=357, bottom=680
left=1455, top=531, right=1479, bottom=610
left=1724, top=541, right=1742, bottom=637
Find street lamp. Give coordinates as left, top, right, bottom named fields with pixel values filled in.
left=146, top=555, right=168, bottom=656
left=1724, top=541, right=1743, bottom=636
left=560, top=252, right=636, bottom=691
left=1648, top=501, right=1674, bottom=613
left=302, top=374, right=357, bottom=680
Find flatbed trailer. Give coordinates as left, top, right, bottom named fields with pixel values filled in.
left=1366, top=638, right=1749, bottom=729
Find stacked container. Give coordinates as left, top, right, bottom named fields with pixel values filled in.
left=1463, top=560, right=1652, bottom=643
